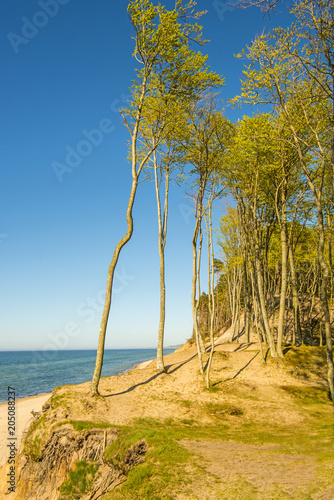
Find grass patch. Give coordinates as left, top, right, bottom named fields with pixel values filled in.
left=180, top=419, right=194, bottom=425
left=285, top=346, right=327, bottom=380
left=280, top=385, right=331, bottom=405
left=180, top=399, right=192, bottom=408
left=104, top=419, right=195, bottom=499
left=51, top=392, right=72, bottom=410
left=206, top=402, right=244, bottom=417
left=213, top=351, right=230, bottom=360
left=59, top=460, right=98, bottom=500
left=206, top=385, right=222, bottom=393
left=68, top=420, right=114, bottom=431
left=100, top=415, right=334, bottom=499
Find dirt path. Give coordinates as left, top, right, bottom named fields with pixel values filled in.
left=181, top=439, right=317, bottom=499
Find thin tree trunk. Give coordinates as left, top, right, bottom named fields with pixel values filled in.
left=90, top=74, right=149, bottom=396
left=254, top=238, right=277, bottom=357
left=205, top=197, right=216, bottom=389
left=243, top=261, right=252, bottom=343
left=91, top=175, right=138, bottom=395
left=277, top=91, right=333, bottom=396
left=328, top=214, right=334, bottom=323
left=251, top=265, right=265, bottom=361
left=289, top=248, right=302, bottom=346
left=276, top=184, right=288, bottom=357
left=315, top=196, right=334, bottom=400
left=192, top=207, right=204, bottom=373
left=154, top=150, right=170, bottom=372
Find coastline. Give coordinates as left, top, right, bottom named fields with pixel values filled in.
left=0, top=359, right=155, bottom=469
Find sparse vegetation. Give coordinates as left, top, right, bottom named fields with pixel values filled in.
left=69, top=420, right=114, bottom=431
left=23, top=414, right=47, bottom=461
left=59, top=460, right=99, bottom=500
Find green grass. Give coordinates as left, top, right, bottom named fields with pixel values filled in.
left=180, top=399, right=192, bottom=408
left=68, top=420, right=114, bottom=431
left=59, top=460, right=98, bottom=500
left=23, top=414, right=47, bottom=460
left=103, top=419, right=195, bottom=499
left=280, top=384, right=331, bottom=405
left=206, top=402, right=244, bottom=417
left=99, top=414, right=334, bottom=499
left=284, top=346, right=327, bottom=379
left=51, top=393, right=67, bottom=408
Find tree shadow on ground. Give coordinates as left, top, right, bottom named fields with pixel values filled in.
left=103, top=353, right=198, bottom=397
left=213, top=351, right=259, bottom=386
left=233, top=343, right=257, bottom=352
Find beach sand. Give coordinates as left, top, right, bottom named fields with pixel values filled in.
left=0, top=393, right=52, bottom=468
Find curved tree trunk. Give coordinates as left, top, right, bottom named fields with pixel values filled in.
left=91, top=74, right=148, bottom=396
left=90, top=176, right=138, bottom=395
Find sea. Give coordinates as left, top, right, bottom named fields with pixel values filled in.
left=0, top=348, right=175, bottom=403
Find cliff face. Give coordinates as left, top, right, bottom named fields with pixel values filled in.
left=15, top=420, right=147, bottom=500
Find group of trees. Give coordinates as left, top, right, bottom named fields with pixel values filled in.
left=90, top=0, right=334, bottom=399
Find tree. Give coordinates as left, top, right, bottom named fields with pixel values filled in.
left=204, top=171, right=224, bottom=388
left=235, top=20, right=334, bottom=397
left=223, top=114, right=279, bottom=357
left=90, top=0, right=222, bottom=395
left=180, top=100, right=230, bottom=374
left=137, top=8, right=223, bottom=372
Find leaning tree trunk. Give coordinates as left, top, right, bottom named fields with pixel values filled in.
left=91, top=76, right=148, bottom=396
left=243, top=259, right=252, bottom=344
left=91, top=175, right=138, bottom=395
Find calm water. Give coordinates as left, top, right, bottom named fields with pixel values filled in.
left=0, top=349, right=174, bottom=403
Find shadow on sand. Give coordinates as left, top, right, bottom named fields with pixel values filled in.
left=103, top=352, right=198, bottom=397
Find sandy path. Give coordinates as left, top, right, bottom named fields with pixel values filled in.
left=0, top=393, right=52, bottom=468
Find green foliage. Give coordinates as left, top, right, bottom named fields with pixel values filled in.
left=218, top=206, right=242, bottom=269
left=126, top=0, right=224, bottom=163
left=59, top=460, right=98, bottom=500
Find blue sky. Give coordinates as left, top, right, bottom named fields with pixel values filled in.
left=0, top=0, right=292, bottom=351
